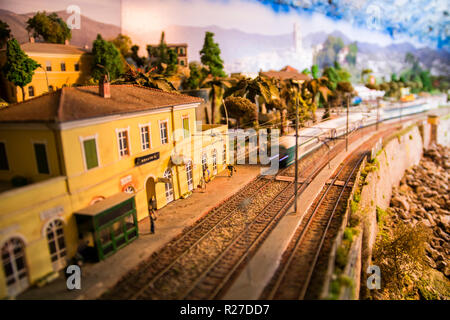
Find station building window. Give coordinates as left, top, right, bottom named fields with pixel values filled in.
left=223, top=144, right=227, bottom=164
left=1, top=237, right=28, bottom=297
left=28, top=86, right=34, bottom=97
left=159, top=120, right=169, bottom=145
left=33, top=142, right=49, bottom=174
left=45, top=219, right=67, bottom=271
left=164, top=168, right=174, bottom=203
left=186, top=161, right=193, bottom=191
left=117, top=129, right=130, bottom=157
left=81, top=136, right=99, bottom=170
left=202, top=153, right=207, bottom=174
left=0, top=142, right=9, bottom=170
left=212, top=149, right=217, bottom=175
left=182, top=116, right=190, bottom=138
left=46, top=61, right=52, bottom=71
left=74, top=63, right=80, bottom=71
left=140, top=124, right=151, bottom=150
left=60, top=62, right=66, bottom=71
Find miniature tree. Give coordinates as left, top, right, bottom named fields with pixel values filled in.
left=183, top=62, right=203, bottom=90
left=26, top=12, right=71, bottom=44
left=110, top=33, right=133, bottom=58
left=0, top=20, right=11, bottom=48
left=91, top=34, right=124, bottom=81
left=147, top=32, right=178, bottom=75
left=224, top=96, right=257, bottom=128
left=199, top=32, right=226, bottom=78
left=130, top=45, right=146, bottom=69
left=3, top=39, right=40, bottom=101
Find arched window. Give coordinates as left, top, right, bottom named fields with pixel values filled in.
left=123, top=185, right=135, bottom=194
left=45, top=219, right=67, bottom=271
left=223, top=144, right=227, bottom=164
left=164, top=168, right=174, bottom=203
left=212, top=149, right=217, bottom=175
left=186, top=161, right=193, bottom=191
left=2, top=237, right=28, bottom=297
left=28, top=86, right=34, bottom=97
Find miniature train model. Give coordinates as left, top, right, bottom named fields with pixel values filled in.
left=278, top=96, right=445, bottom=168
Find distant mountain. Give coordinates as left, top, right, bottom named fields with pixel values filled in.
left=128, top=24, right=293, bottom=63
left=0, top=9, right=121, bottom=49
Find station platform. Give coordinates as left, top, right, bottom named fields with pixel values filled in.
left=18, top=165, right=261, bottom=300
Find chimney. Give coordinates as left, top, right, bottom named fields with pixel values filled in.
left=29, top=36, right=35, bottom=43
left=64, top=39, right=70, bottom=45
left=99, top=75, right=111, bottom=98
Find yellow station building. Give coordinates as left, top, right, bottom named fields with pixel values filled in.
left=0, top=84, right=228, bottom=298
left=0, top=40, right=92, bottom=103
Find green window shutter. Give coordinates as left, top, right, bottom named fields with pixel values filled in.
left=183, top=118, right=190, bottom=138
left=34, top=143, right=50, bottom=174
left=84, top=139, right=99, bottom=169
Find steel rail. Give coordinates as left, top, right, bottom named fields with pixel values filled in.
left=266, top=152, right=366, bottom=300
left=129, top=176, right=273, bottom=299
left=297, top=152, right=366, bottom=300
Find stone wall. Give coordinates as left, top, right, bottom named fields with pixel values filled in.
left=338, top=113, right=449, bottom=299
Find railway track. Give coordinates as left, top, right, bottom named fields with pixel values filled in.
left=100, top=110, right=432, bottom=300
left=260, top=151, right=366, bottom=300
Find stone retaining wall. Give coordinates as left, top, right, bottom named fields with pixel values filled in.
left=328, top=112, right=449, bottom=299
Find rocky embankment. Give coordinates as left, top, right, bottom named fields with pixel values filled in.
left=389, top=144, right=449, bottom=277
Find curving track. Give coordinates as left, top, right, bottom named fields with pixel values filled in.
left=260, top=151, right=366, bottom=300
left=100, top=110, right=434, bottom=300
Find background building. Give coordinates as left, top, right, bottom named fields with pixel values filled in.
left=0, top=39, right=92, bottom=103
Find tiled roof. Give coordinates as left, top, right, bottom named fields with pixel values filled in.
left=260, top=70, right=311, bottom=82
left=0, top=85, right=203, bottom=123
left=20, top=42, right=90, bottom=55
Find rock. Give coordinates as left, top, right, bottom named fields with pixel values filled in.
left=391, top=195, right=410, bottom=211
left=436, top=261, right=447, bottom=272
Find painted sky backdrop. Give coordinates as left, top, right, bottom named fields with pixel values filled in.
left=1, top=0, right=449, bottom=76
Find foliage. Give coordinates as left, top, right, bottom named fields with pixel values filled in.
left=26, top=11, right=71, bottom=44
left=199, top=32, right=226, bottom=78
left=315, top=36, right=345, bottom=69
left=130, top=45, right=146, bottom=68
left=147, top=32, right=178, bottom=75
left=346, top=42, right=358, bottom=66
left=114, top=62, right=176, bottom=92
left=311, top=64, right=319, bottom=79
left=2, top=38, right=40, bottom=100
left=0, top=20, right=11, bottom=48
left=91, top=34, right=124, bottom=81
left=110, top=33, right=132, bottom=58
left=372, top=221, right=431, bottom=293
left=183, top=62, right=204, bottom=90
left=223, top=96, right=256, bottom=127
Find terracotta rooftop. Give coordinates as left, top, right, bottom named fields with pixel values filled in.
left=0, top=85, right=203, bottom=123
left=260, top=66, right=311, bottom=82
left=260, top=70, right=311, bottom=82
left=20, top=42, right=90, bottom=55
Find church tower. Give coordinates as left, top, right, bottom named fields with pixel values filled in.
left=293, top=22, right=302, bottom=53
